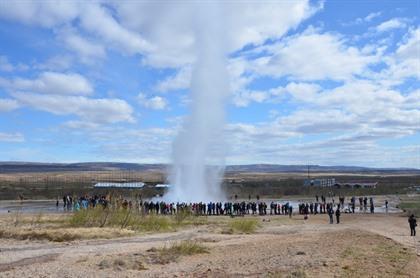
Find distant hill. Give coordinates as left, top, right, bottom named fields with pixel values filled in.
left=0, top=162, right=419, bottom=174
left=0, top=162, right=166, bottom=173
left=225, top=164, right=420, bottom=174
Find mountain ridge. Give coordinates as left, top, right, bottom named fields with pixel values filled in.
left=0, top=162, right=418, bottom=174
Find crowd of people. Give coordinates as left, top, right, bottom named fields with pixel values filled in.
left=59, top=194, right=295, bottom=217
left=59, top=194, right=377, bottom=217
left=61, top=194, right=109, bottom=211
left=57, top=194, right=416, bottom=236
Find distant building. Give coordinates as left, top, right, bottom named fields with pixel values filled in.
left=303, top=178, right=336, bottom=187
left=93, top=182, right=145, bottom=188
left=408, top=185, right=420, bottom=192
left=334, top=182, right=377, bottom=189
left=155, top=184, right=171, bottom=188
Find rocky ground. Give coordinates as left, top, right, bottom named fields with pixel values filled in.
left=0, top=212, right=419, bottom=277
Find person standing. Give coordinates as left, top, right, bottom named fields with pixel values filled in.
left=335, top=207, right=341, bottom=224
left=328, top=206, right=334, bottom=224
left=363, top=197, right=368, bottom=212
left=408, top=215, right=417, bottom=236
left=369, top=197, right=374, bottom=213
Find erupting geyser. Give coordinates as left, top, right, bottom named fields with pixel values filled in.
left=166, top=2, right=229, bottom=202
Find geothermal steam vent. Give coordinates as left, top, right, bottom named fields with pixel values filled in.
left=166, top=2, right=228, bottom=202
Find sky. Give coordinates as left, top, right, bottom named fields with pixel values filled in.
left=0, top=0, right=419, bottom=168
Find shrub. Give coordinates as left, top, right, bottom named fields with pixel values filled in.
left=151, top=240, right=209, bottom=264
left=173, top=209, right=192, bottom=225
left=134, top=214, right=173, bottom=232
left=227, top=218, right=259, bottom=234
left=69, top=207, right=175, bottom=232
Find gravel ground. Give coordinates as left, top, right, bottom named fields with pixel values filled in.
left=0, top=213, right=419, bottom=277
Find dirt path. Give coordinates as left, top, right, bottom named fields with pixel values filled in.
left=0, top=254, right=59, bottom=273
left=0, top=229, right=201, bottom=264
left=1, top=213, right=419, bottom=277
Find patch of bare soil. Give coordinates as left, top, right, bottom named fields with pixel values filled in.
left=0, top=253, right=59, bottom=273
left=0, top=214, right=419, bottom=277
left=137, top=229, right=418, bottom=277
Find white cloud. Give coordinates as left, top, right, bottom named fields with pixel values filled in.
left=376, top=18, right=407, bottom=32
left=396, top=27, right=420, bottom=60
left=34, top=55, right=73, bottom=71
left=156, top=67, right=191, bottom=92
left=0, top=72, right=93, bottom=96
left=223, top=107, right=419, bottom=166
left=81, top=105, right=419, bottom=166
left=0, top=1, right=322, bottom=69
left=0, top=1, right=150, bottom=59
left=366, top=28, right=420, bottom=86
left=350, top=12, right=382, bottom=25
left=232, top=90, right=272, bottom=107
left=365, top=12, right=382, bottom=22
left=0, top=56, right=28, bottom=72
left=251, top=28, right=378, bottom=81
left=0, top=98, right=20, bottom=112
left=12, top=92, right=135, bottom=124
left=347, top=12, right=382, bottom=26
left=59, top=125, right=176, bottom=163
left=62, top=120, right=100, bottom=130
left=138, top=93, right=168, bottom=110
left=231, top=82, right=321, bottom=107
left=0, top=56, right=14, bottom=71
left=232, top=77, right=420, bottom=150
left=61, top=32, right=106, bottom=61
left=156, top=56, right=256, bottom=94
left=79, top=3, right=152, bottom=55
left=226, top=133, right=419, bottom=168
left=224, top=1, right=323, bottom=51
left=0, top=1, right=417, bottom=167
left=0, top=132, right=24, bottom=142
left=0, top=1, right=79, bottom=28
left=284, top=82, right=321, bottom=102
left=280, top=80, right=420, bottom=136
left=120, top=0, right=322, bottom=67
left=279, top=109, right=360, bottom=134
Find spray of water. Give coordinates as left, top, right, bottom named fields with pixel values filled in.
left=165, top=2, right=228, bottom=202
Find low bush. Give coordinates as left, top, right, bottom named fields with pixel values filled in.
left=69, top=208, right=186, bottom=232
left=0, top=227, right=135, bottom=242
left=151, top=240, right=209, bottom=264
left=227, top=218, right=259, bottom=234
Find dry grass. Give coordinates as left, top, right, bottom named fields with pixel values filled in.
left=0, top=227, right=135, bottom=242
left=0, top=212, right=137, bottom=242
left=399, top=195, right=420, bottom=216
left=149, top=240, right=209, bottom=264
left=69, top=207, right=176, bottom=232
left=0, top=206, right=211, bottom=242
left=69, top=207, right=207, bottom=232
left=339, top=233, right=416, bottom=277
left=97, top=257, right=147, bottom=271
left=225, top=218, right=260, bottom=234
left=268, top=269, right=308, bottom=278
left=93, top=241, right=208, bottom=272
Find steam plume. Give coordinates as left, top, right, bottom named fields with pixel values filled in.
left=166, top=2, right=228, bottom=202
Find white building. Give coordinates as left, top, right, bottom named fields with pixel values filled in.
left=303, top=178, right=336, bottom=187
left=93, top=182, right=145, bottom=188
